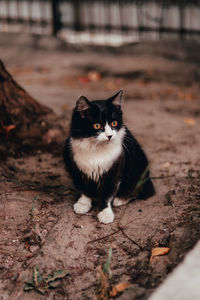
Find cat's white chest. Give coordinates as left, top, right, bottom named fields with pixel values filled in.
left=71, top=130, right=124, bottom=181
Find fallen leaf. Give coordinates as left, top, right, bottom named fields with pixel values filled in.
left=88, top=70, right=101, bottom=81
left=33, top=267, right=40, bottom=287
left=0, top=124, right=16, bottom=134
left=24, top=285, right=34, bottom=292
left=178, top=92, right=195, bottom=101
left=24, top=267, right=69, bottom=295
left=79, top=76, right=90, bottom=84
left=45, top=270, right=69, bottom=283
left=110, top=282, right=131, bottom=297
left=5, top=124, right=16, bottom=133
left=184, top=118, right=196, bottom=125
left=48, top=280, right=61, bottom=288
left=33, top=266, right=43, bottom=287
left=96, top=266, right=110, bottom=300
left=150, top=247, right=170, bottom=262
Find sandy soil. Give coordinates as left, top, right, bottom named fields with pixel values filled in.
left=0, top=38, right=200, bottom=299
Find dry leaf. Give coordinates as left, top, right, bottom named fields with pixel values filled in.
left=33, top=266, right=40, bottom=287
left=96, top=266, right=110, bottom=300
left=150, top=247, right=170, bottom=262
left=5, top=124, right=16, bottom=133
left=79, top=76, right=90, bottom=84
left=0, top=124, right=16, bottom=134
left=110, top=282, right=131, bottom=297
left=45, top=270, right=69, bottom=283
left=88, top=71, right=101, bottom=82
left=184, top=118, right=196, bottom=125
left=178, top=92, right=195, bottom=101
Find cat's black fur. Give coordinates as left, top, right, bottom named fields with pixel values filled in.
left=64, top=90, right=155, bottom=216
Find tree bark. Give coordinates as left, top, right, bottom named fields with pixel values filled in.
left=0, top=59, right=65, bottom=159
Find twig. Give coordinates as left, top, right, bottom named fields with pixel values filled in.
left=87, top=214, right=147, bottom=250
left=87, top=229, right=121, bottom=244
left=120, top=229, right=143, bottom=251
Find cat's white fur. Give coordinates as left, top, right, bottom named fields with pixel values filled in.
left=71, top=125, right=125, bottom=182
left=73, top=194, right=92, bottom=214
left=97, top=200, right=114, bottom=224
left=113, top=197, right=130, bottom=207
left=71, top=124, right=125, bottom=224
left=74, top=194, right=114, bottom=224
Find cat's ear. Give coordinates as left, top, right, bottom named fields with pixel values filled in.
left=108, top=89, right=123, bottom=106
left=75, top=96, right=91, bottom=116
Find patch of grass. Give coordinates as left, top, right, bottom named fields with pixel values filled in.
left=95, top=247, right=112, bottom=300
left=24, top=267, right=69, bottom=295
left=102, top=247, right=112, bottom=277
left=29, top=195, right=38, bottom=218
left=134, top=165, right=150, bottom=194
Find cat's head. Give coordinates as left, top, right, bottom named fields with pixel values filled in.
left=70, top=90, right=124, bottom=143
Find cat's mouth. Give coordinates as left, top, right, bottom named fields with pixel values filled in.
left=106, top=138, right=113, bottom=144
left=95, top=134, right=116, bottom=145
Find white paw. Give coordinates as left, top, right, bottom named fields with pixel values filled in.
left=113, top=197, right=129, bottom=207
left=97, top=207, right=114, bottom=224
left=73, top=195, right=92, bottom=214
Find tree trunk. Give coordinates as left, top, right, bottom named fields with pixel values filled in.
left=0, top=60, right=65, bottom=159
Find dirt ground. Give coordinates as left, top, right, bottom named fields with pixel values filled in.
left=0, top=36, right=200, bottom=299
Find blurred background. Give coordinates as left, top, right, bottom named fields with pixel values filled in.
left=0, top=0, right=200, bottom=45
left=0, top=0, right=200, bottom=114
left=0, top=0, right=200, bottom=157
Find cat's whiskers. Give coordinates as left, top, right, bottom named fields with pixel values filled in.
left=122, top=142, right=131, bottom=158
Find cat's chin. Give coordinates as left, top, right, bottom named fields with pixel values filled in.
left=106, top=138, right=115, bottom=145
left=96, top=139, right=115, bottom=147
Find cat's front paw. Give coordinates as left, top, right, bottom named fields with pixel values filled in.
left=74, top=195, right=92, bottom=214
left=97, top=207, right=114, bottom=224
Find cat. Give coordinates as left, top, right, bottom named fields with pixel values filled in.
left=64, top=90, right=155, bottom=224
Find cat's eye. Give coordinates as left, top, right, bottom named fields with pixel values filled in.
left=93, top=123, right=101, bottom=130
left=111, top=120, right=118, bottom=127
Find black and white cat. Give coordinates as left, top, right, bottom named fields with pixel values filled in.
left=64, top=90, right=155, bottom=224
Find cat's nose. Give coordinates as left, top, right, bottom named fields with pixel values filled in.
left=107, top=135, right=112, bottom=140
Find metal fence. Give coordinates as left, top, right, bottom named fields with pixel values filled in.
left=0, top=0, right=200, bottom=44
left=0, top=0, right=52, bottom=34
